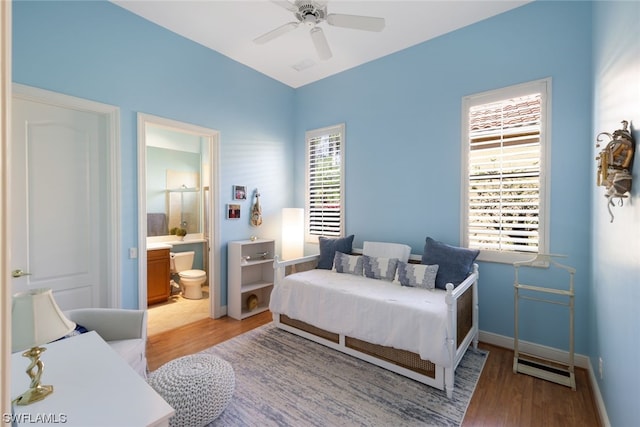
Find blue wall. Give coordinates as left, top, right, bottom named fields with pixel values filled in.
left=295, top=1, right=593, bottom=354
left=592, top=2, right=640, bottom=426
left=13, top=1, right=639, bottom=423
left=13, top=0, right=592, bottom=349
left=12, top=0, right=296, bottom=307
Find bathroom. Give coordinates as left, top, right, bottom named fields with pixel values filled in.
left=143, top=118, right=215, bottom=335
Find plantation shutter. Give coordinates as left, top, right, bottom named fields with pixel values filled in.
left=467, top=93, right=542, bottom=253
left=307, top=126, right=343, bottom=238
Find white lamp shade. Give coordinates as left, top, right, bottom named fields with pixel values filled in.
left=12, top=288, right=76, bottom=353
left=282, top=208, right=304, bottom=260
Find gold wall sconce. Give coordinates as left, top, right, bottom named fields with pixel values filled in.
left=596, top=120, right=635, bottom=222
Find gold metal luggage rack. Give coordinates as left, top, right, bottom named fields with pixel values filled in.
left=513, top=254, right=576, bottom=390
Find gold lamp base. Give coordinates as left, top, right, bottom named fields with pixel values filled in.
left=13, top=384, right=54, bottom=406
left=13, top=346, right=54, bottom=406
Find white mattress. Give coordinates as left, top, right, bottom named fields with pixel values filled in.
left=269, top=269, right=452, bottom=367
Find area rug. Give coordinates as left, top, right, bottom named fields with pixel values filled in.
left=199, top=323, right=487, bottom=427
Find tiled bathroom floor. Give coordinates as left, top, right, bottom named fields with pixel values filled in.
left=147, top=286, right=210, bottom=336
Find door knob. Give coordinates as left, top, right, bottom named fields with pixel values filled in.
left=12, top=269, right=31, bottom=278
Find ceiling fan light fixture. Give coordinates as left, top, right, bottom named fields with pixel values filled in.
left=302, top=14, right=317, bottom=27
left=295, top=1, right=326, bottom=25
left=255, top=0, right=384, bottom=61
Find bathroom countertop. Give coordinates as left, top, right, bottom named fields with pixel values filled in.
left=147, top=235, right=207, bottom=248
left=147, top=243, right=173, bottom=250
left=167, top=238, right=207, bottom=245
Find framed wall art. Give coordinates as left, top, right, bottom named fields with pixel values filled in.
left=227, top=204, right=241, bottom=219
left=233, top=185, right=247, bottom=200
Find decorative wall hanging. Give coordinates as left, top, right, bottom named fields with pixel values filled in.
left=250, top=188, right=263, bottom=227
left=596, top=120, right=635, bottom=222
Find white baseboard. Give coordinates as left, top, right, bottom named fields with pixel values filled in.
left=478, top=330, right=589, bottom=368
left=478, top=330, right=610, bottom=427
left=586, top=357, right=611, bottom=427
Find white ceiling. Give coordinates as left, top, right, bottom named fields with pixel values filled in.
left=112, top=0, right=531, bottom=88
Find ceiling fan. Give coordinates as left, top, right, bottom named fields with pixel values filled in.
left=254, top=0, right=385, bottom=61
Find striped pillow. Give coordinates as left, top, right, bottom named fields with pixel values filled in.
left=334, top=252, right=363, bottom=276
left=397, top=262, right=439, bottom=289
left=362, top=255, right=398, bottom=281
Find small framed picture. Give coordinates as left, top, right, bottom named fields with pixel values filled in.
left=233, top=185, right=247, bottom=200
left=227, top=204, right=241, bottom=219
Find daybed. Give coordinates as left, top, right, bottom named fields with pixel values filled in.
left=269, top=237, right=479, bottom=398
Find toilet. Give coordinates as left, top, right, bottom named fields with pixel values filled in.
left=170, top=251, right=206, bottom=300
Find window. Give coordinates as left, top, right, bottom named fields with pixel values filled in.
left=462, top=79, right=550, bottom=263
left=305, top=124, right=345, bottom=242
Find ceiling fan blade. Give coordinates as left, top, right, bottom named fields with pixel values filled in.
left=309, top=27, right=332, bottom=60
left=326, top=13, right=385, bottom=32
left=270, top=0, right=298, bottom=13
left=253, top=21, right=299, bottom=44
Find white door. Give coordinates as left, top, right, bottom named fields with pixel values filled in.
left=11, top=86, right=119, bottom=310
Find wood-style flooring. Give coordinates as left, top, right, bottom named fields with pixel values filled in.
left=146, top=311, right=602, bottom=427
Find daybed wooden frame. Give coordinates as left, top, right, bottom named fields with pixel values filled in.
left=272, top=252, right=479, bottom=398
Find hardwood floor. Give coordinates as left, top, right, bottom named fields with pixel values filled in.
left=463, top=342, right=601, bottom=427
left=146, top=311, right=602, bottom=427
left=146, top=311, right=272, bottom=372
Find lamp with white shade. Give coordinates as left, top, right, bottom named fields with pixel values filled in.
left=11, top=288, right=76, bottom=405
left=281, top=208, right=304, bottom=260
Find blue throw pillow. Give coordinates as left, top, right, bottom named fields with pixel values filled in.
left=422, top=237, right=479, bottom=289
left=53, top=323, right=89, bottom=342
left=317, top=235, right=355, bottom=270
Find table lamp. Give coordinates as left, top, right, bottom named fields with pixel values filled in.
left=282, top=208, right=304, bottom=260
left=11, top=288, right=76, bottom=405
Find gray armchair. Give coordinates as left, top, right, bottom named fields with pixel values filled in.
left=64, top=308, right=148, bottom=378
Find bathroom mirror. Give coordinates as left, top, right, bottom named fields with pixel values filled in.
left=137, top=113, right=221, bottom=318
left=145, top=126, right=206, bottom=236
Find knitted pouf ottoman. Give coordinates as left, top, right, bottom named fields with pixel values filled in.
left=148, top=354, right=235, bottom=427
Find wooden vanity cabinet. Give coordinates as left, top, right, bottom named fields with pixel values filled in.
left=147, top=248, right=171, bottom=305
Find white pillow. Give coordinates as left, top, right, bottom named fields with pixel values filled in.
left=362, top=241, right=411, bottom=263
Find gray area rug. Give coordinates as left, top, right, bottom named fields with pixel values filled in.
left=203, top=323, right=487, bottom=427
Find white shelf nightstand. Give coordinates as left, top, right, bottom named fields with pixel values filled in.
left=228, top=239, right=275, bottom=320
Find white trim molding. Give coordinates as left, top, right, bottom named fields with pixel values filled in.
left=137, top=113, right=222, bottom=318
left=461, top=78, right=552, bottom=264
left=1, top=0, right=12, bottom=416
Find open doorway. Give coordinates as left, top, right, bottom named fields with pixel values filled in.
left=137, top=113, right=221, bottom=333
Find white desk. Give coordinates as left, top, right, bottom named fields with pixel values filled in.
left=11, top=331, right=174, bottom=426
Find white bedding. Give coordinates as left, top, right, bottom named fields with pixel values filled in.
left=269, top=269, right=452, bottom=367
left=362, top=241, right=411, bottom=263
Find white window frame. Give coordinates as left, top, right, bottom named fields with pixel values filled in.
left=305, top=123, right=345, bottom=243
left=461, top=78, right=551, bottom=264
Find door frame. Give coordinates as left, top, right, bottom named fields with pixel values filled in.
left=137, top=113, right=222, bottom=319
left=12, top=83, right=121, bottom=307
left=1, top=0, right=12, bottom=415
